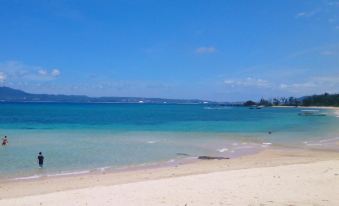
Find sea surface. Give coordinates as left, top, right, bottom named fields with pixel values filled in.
left=0, top=103, right=338, bottom=180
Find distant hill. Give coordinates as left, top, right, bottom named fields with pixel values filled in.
left=0, top=87, right=215, bottom=104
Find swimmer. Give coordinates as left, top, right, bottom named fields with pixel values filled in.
left=37, top=152, right=44, bottom=168
left=2, top=136, right=8, bottom=146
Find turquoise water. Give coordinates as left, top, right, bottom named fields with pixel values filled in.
left=0, top=103, right=338, bottom=179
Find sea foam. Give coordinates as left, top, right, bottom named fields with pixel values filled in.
left=13, top=175, right=41, bottom=180
left=47, top=170, right=90, bottom=177
left=217, top=148, right=229, bottom=153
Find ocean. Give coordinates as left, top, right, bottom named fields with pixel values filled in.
left=0, top=103, right=338, bottom=180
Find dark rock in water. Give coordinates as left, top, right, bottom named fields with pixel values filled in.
left=198, top=156, right=230, bottom=160
left=176, top=153, right=190, bottom=156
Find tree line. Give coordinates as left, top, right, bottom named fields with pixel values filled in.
left=243, top=93, right=339, bottom=107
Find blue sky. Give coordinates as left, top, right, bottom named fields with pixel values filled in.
left=0, top=0, right=338, bottom=101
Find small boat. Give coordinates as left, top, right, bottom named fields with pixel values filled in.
left=298, top=110, right=326, bottom=116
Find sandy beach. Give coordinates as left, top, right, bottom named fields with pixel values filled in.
left=1, top=147, right=339, bottom=206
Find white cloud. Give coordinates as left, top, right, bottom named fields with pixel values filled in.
left=296, top=12, right=307, bottom=17
left=51, top=69, right=61, bottom=77
left=279, top=75, right=339, bottom=93
left=224, top=80, right=235, bottom=84
left=223, top=74, right=339, bottom=96
left=0, top=61, right=61, bottom=82
left=38, top=69, right=61, bottom=77
left=296, top=2, right=338, bottom=30
left=224, top=77, right=270, bottom=88
left=279, top=82, right=316, bottom=90
left=295, top=9, right=320, bottom=18
left=196, top=46, right=216, bottom=54
left=0, top=72, right=6, bottom=83
left=38, top=69, right=48, bottom=76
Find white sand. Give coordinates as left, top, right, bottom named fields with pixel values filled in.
left=1, top=159, right=339, bottom=206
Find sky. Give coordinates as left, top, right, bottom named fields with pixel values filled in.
left=0, top=0, right=338, bottom=101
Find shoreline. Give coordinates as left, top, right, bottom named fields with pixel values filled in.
left=4, top=136, right=338, bottom=184
left=0, top=136, right=267, bottom=182
left=0, top=141, right=265, bottom=183
left=1, top=146, right=339, bottom=200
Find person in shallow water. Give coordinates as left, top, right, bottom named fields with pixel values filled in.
left=2, top=136, right=8, bottom=146
left=37, top=152, right=44, bottom=168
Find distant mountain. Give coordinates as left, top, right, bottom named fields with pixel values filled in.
left=0, top=87, right=216, bottom=104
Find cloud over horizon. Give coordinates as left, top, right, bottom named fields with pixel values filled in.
left=0, top=61, right=61, bottom=83
left=38, top=68, right=61, bottom=77
left=279, top=75, right=339, bottom=94
left=224, top=77, right=270, bottom=88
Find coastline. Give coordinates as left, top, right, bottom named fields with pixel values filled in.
left=1, top=147, right=339, bottom=205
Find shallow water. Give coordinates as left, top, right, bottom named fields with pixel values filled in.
left=0, top=103, right=338, bottom=179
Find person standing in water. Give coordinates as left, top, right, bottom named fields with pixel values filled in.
left=37, top=152, right=44, bottom=168
left=2, top=136, right=8, bottom=146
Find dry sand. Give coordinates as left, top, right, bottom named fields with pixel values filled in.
left=1, top=148, right=339, bottom=206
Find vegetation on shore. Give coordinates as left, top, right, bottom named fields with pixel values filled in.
left=244, top=93, right=339, bottom=107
